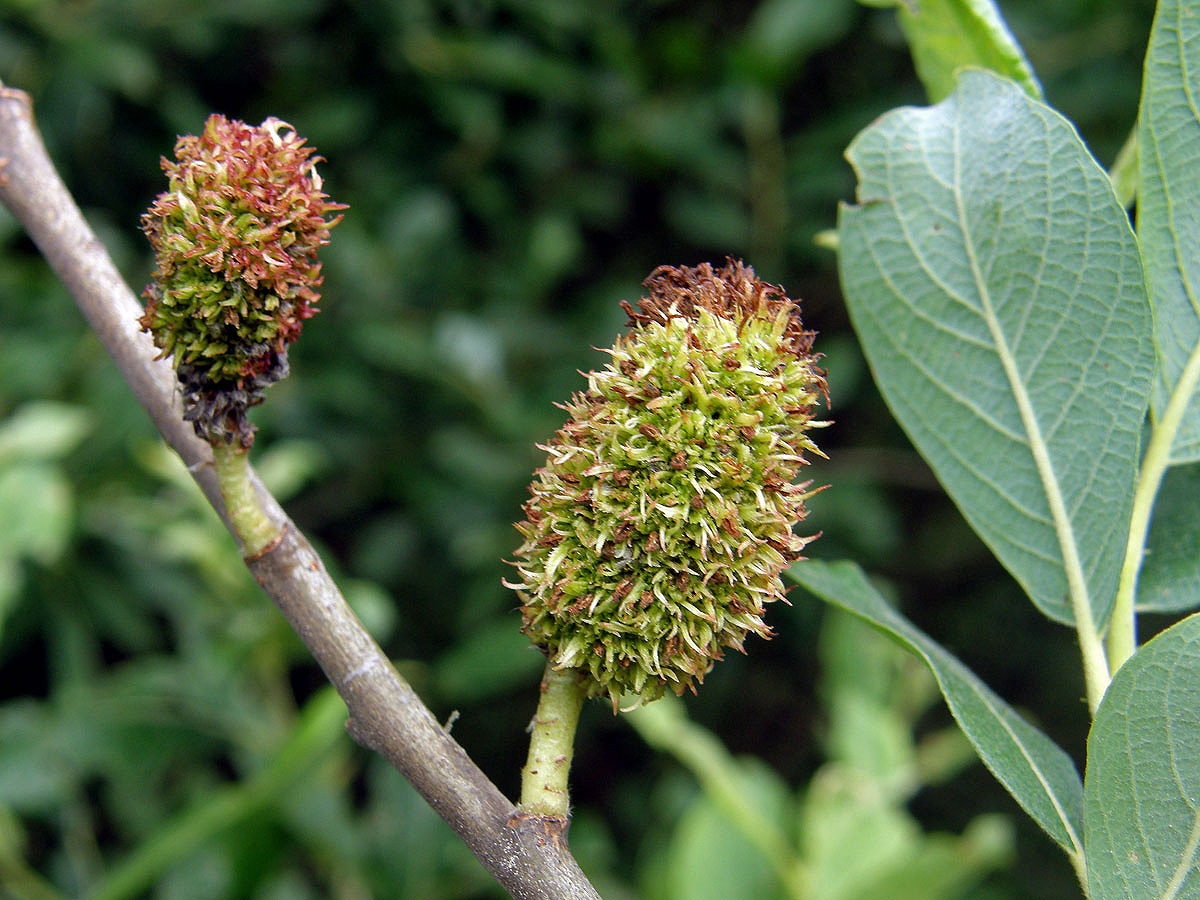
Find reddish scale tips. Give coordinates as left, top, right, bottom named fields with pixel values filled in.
left=140, top=114, right=345, bottom=447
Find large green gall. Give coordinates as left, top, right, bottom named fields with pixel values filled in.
left=140, top=115, right=344, bottom=447
left=508, top=261, right=828, bottom=708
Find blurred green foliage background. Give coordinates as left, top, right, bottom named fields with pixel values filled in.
left=0, top=1, right=1155, bottom=897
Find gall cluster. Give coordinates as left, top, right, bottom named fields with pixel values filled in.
left=140, top=115, right=344, bottom=447
left=508, top=261, right=827, bottom=707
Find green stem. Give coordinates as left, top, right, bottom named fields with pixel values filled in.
left=518, top=665, right=586, bottom=818
left=627, top=695, right=808, bottom=900
left=84, top=688, right=346, bottom=900
left=1107, top=341, right=1200, bottom=672
left=211, top=441, right=279, bottom=557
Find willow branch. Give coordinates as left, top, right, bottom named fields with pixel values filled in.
left=0, top=81, right=600, bottom=900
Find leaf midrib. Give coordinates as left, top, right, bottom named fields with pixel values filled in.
left=949, top=105, right=1106, bottom=680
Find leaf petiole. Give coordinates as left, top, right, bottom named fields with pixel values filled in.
left=1107, top=340, right=1200, bottom=672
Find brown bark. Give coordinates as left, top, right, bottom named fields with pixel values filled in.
left=0, top=81, right=599, bottom=900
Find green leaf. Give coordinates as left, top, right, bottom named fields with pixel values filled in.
left=627, top=695, right=800, bottom=895
left=819, top=609, right=925, bottom=789
left=868, top=0, right=1041, bottom=102
left=1084, top=612, right=1200, bottom=899
left=0, top=702, right=77, bottom=812
left=845, top=817, right=1014, bottom=900
left=0, top=402, right=92, bottom=465
left=790, top=559, right=1085, bottom=861
left=254, top=439, right=328, bottom=501
left=837, top=68, right=1155, bottom=627
left=0, top=558, right=18, bottom=636
left=83, top=688, right=348, bottom=900
left=805, top=611, right=1012, bottom=900
left=1138, top=463, right=1200, bottom=614
left=737, top=0, right=857, bottom=85
left=0, top=463, right=74, bottom=565
left=659, top=761, right=792, bottom=900
left=431, top=620, right=545, bottom=704
left=799, top=761, right=916, bottom=900
left=801, top=760, right=1012, bottom=900
left=1138, top=0, right=1200, bottom=464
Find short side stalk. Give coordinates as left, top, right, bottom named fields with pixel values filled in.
left=519, top=665, right=586, bottom=819
left=212, top=442, right=280, bottom=558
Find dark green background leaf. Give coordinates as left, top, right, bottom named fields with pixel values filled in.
left=658, top=761, right=792, bottom=900
left=887, top=0, right=1043, bottom=102
left=838, top=68, right=1155, bottom=627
